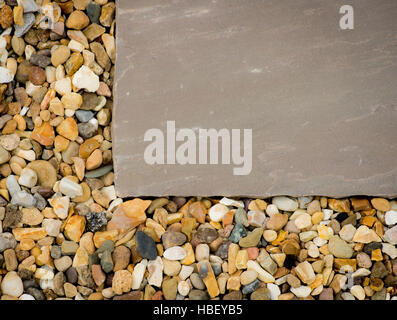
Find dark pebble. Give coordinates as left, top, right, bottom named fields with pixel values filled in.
left=29, top=53, right=51, bottom=68
left=228, top=223, right=247, bottom=243
left=188, top=289, right=209, bottom=300
left=136, top=230, right=157, bottom=260
left=87, top=2, right=101, bottom=23
left=66, top=267, right=78, bottom=284
left=242, top=279, right=261, bottom=295
left=215, top=241, right=231, bottom=259
left=223, top=290, right=243, bottom=300
left=27, top=287, right=45, bottom=300
left=86, top=211, right=107, bottom=232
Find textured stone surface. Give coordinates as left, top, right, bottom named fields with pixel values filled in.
left=114, top=0, right=397, bottom=198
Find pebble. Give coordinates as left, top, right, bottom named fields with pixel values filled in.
left=14, top=13, right=35, bottom=37
left=85, top=211, right=107, bottom=232
left=163, top=246, right=187, bottom=261
left=72, top=65, right=100, bottom=92
left=291, top=286, right=312, bottom=298
left=239, top=228, right=263, bottom=247
left=0, top=67, right=14, bottom=84
left=18, top=168, right=38, bottom=188
left=353, top=225, right=381, bottom=243
left=266, top=213, right=288, bottom=231
left=350, top=285, right=365, bottom=300
left=208, top=203, right=229, bottom=222
left=328, top=236, right=353, bottom=258
left=385, top=210, right=397, bottom=226
left=267, top=283, right=281, bottom=300
left=1, top=271, right=24, bottom=297
left=136, top=231, right=157, bottom=260
left=161, top=231, right=187, bottom=249
left=272, top=196, right=298, bottom=212
left=11, top=190, right=36, bottom=208
left=132, top=259, right=147, bottom=290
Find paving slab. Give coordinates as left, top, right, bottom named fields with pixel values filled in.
left=114, top=0, right=397, bottom=198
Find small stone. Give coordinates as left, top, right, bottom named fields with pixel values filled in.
left=1, top=271, right=23, bottom=297
left=51, top=45, right=71, bottom=67
left=385, top=210, right=397, bottom=226
left=272, top=196, right=298, bottom=212
left=350, top=285, right=365, bottom=300
left=21, top=208, right=43, bottom=226
left=107, top=199, right=150, bottom=234
left=59, top=177, right=83, bottom=198
left=228, top=223, right=247, bottom=243
left=0, top=233, right=16, bottom=253
left=57, top=118, right=78, bottom=141
left=266, top=213, right=288, bottom=231
left=112, top=270, right=133, bottom=295
left=291, top=286, right=312, bottom=298
left=208, top=203, right=229, bottom=222
left=246, top=260, right=275, bottom=283
left=66, top=11, right=90, bottom=30
left=87, top=2, right=101, bottom=23
left=147, top=256, right=163, bottom=287
left=91, top=264, right=106, bottom=286
left=371, top=198, right=391, bottom=212
left=136, top=231, right=157, bottom=260
left=49, top=196, right=70, bottom=219
left=339, top=224, right=356, bottom=242
left=75, top=110, right=94, bottom=123
left=295, top=261, right=315, bottom=284
left=64, top=215, right=86, bottom=242
left=384, top=225, right=397, bottom=245
left=239, top=228, right=263, bottom=247
left=247, top=211, right=266, bottom=227
left=267, top=283, right=281, bottom=300
left=241, top=270, right=258, bottom=285
left=0, top=145, right=11, bottom=164
left=4, top=249, right=18, bottom=271
left=195, top=244, right=210, bottom=261
left=250, top=287, right=271, bottom=300
left=112, top=245, right=130, bottom=271
left=294, top=213, right=312, bottom=229
left=328, top=236, right=353, bottom=258
left=353, top=225, right=382, bottom=243
left=54, top=256, right=72, bottom=272
left=382, top=243, right=397, bottom=259
left=197, top=261, right=219, bottom=298
left=162, top=231, right=187, bottom=249
left=86, top=211, right=107, bottom=232
left=61, top=241, right=79, bottom=256
left=11, top=190, right=36, bottom=208
left=14, top=13, right=35, bottom=37
left=132, top=259, right=147, bottom=290
left=100, top=250, right=113, bottom=273
left=27, top=160, right=58, bottom=188
left=163, top=246, right=187, bottom=261
left=0, top=5, right=13, bottom=29
left=72, top=65, right=100, bottom=92
left=18, top=167, right=38, bottom=188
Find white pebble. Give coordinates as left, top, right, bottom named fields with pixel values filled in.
left=163, top=246, right=187, bottom=261
left=267, top=283, right=281, bottom=300
left=272, top=196, right=298, bottom=212
left=0, top=271, right=23, bottom=297
left=72, top=65, right=100, bottom=92
left=59, top=177, right=83, bottom=198
left=0, top=66, right=14, bottom=83
left=208, top=203, right=229, bottom=222
left=18, top=167, right=38, bottom=188
left=266, top=204, right=279, bottom=216
left=385, top=210, right=397, bottom=226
